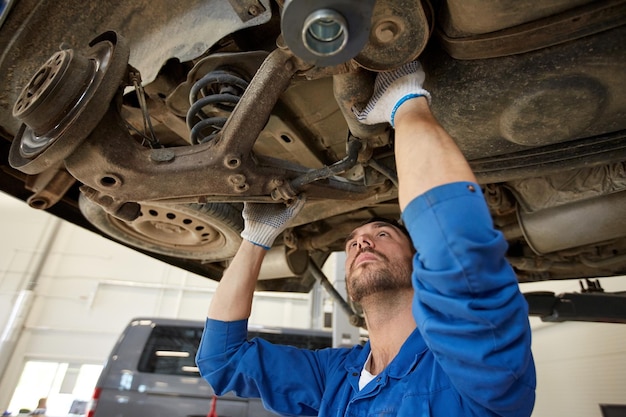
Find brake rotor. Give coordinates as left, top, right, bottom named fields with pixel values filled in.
left=9, top=31, right=130, bottom=174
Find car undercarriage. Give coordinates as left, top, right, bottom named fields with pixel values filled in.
left=1, top=0, right=625, bottom=301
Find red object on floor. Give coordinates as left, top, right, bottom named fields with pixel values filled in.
left=207, top=395, right=218, bottom=417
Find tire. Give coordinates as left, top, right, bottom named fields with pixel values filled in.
left=79, top=195, right=243, bottom=261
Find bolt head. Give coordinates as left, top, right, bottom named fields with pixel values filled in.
left=373, top=20, right=401, bottom=44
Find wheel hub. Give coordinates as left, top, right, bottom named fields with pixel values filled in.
left=9, top=31, right=130, bottom=174
left=13, top=49, right=94, bottom=147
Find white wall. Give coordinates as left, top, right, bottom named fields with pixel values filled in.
left=521, top=279, right=626, bottom=417
left=0, top=192, right=312, bottom=413
left=1, top=191, right=626, bottom=416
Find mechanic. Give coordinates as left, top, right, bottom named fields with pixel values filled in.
left=196, top=61, right=536, bottom=416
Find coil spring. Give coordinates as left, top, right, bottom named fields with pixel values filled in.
left=186, top=69, right=249, bottom=144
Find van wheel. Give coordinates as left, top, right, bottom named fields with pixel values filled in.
left=79, top=194, right=243, bottom=261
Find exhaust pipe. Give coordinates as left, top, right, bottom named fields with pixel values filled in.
left=518, top=190, right=626, bottom=254
left=258, top=246, right=309, bottom=280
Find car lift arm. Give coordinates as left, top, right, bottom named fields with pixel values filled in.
left=525, top=280, right=626, bottom=324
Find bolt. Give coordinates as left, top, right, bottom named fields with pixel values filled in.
left=228, top=174, right=246, bottom=185
left=151, top=148, right=175, bottom=162
left=248, top=4, right=260, bottom=17
left=374, top=20, right=400, bottom=44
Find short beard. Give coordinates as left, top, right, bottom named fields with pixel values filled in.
left=346, top=248, right=413, bottom=303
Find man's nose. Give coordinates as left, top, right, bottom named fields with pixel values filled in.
left=356, top=235, right=372, bottom=249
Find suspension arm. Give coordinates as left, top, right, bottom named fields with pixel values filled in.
left=216, top=48, right=301, bottom=156
left=63, top=46, right=384, bottom=206
left=10, top=32, right=384, bottom=214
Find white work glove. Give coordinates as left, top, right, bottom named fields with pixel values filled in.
left=240, top=196, right=306, bottom=249
left=353, top=60, right=431, bottom=127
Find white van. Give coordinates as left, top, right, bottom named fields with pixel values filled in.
left=88, top=318, right=332, bottom=417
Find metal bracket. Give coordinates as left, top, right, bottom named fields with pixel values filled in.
left=227, top=0, right=267, bottom=22
left=525, top=281, right=626, bottom=324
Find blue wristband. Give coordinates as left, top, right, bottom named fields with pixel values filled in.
left=252, top=241, right=271, bottom=250
left=390, top=93, right=424, bottom=127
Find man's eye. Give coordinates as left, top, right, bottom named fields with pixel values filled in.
left=378, top=231, right=389, bottom=237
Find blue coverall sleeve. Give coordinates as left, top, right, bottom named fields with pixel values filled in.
left=402, top=182, right=536, bottom=417
left=195, top=318, right=336, bottom=416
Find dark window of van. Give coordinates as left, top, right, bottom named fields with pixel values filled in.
left=138, top=326, right=203, bottom=376
left=138, top=324, right=333, bottom=377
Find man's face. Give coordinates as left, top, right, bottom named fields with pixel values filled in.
left=344, top=221, right=415, bottom=303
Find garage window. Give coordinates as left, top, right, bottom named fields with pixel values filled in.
left=7, top=361, right=102, bottom=416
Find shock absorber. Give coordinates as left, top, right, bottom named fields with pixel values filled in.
left=186, top=69, right=249, bottom=144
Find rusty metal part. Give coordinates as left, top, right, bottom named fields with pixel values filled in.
left=216, top=47, right=303, bottom=159
left=80, top=186, right=141, bottom=222
left=24, top=166, right=76, bottom=210
left=438, top=0, right=626, bottom=60
left=354, top=0, right=432, bottom=71
left=271, top=145, right=373, bottom=199
left=57, top=46, right=376, bottom=205
left=288, top=137, right=364, bottom=192
left=8, top=31, right=130, bottom=174
left=468, top=130, right=626, bottom=184
left=128, top=69, right=160, bottom=148
left=332, top=69, right=390, bottom=148
left=228, top=0, right=267, bottom=22
left=483, top=183, right=516, bottom=216
left=367, top=159, right=398, bottom=188
left=8, top=30, right=390, bottom=242
left=59, top=47, right=299, bottom=201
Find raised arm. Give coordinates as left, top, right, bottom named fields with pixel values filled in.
left=354, top=61, right=536, bottom=416
left=208, top=239, right=265, bottom=321
left=353, top=61, right=475, bottom=207
left=199, top=196, right=333, bottom=417
left=393, top=98, right=476, bottom=209
left=207, top=198, right=305, bottom=321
